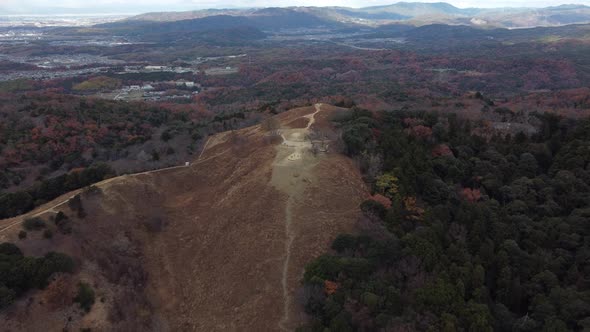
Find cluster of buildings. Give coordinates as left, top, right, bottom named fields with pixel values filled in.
left=1, top=67, right=109, bottom=82
left=113, top=80, right=200, bottom=101
left=120, top=65, right=195, bottom=74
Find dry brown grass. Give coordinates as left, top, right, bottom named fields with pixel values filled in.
left=0, top=105, right=367, bottom=331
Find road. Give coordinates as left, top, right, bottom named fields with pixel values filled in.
left=331, top=41, right=387, bottom=51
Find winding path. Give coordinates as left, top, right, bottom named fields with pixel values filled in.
left=0, top=137, right=215, bottom=234
left=278, top=103, right=322, bottom=331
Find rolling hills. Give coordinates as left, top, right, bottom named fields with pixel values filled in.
left=126, top=2, right=590, bottom=29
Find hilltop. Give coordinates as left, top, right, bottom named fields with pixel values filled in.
left=0, top=104, right=368, bottom=331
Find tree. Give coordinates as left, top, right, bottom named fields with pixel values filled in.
left=301, top=110, right=590, bottom=331
left=0, top=192, right=33, bottom=219
left=43, top=229, right=53, bottom=239
left=375, top=173, right=399, bottom=200
left=23, top=217, right=45, bottom=231
left=68, top=194, right=86, bottom=218
left=0, top=286, right=16, bottom=309
left=331, top=234, right=357, bottom=253
left=519, top=153, right=539, bottom=178
left=360, top=199, right=387, bottom=219
left=74, top=282, right=95, bottom=313
left=342, top=123, right=372, bottom=156
left=261, top=117, right=280, bottom=137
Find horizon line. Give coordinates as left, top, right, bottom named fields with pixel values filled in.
left=1, top=1, right=588, bottom=16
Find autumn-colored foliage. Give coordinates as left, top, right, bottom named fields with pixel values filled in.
left=460, top=188, right=482, bottom=202
left=432, top=144, right=454, bottom=157
left=375, top=173, right=399, bottom=199
left=403, top=197, right=425, bottom=221
left=324, top=280, right=339, bottom=295
left=407, top=125, right=433, bottom=139
left=370, top=194, right=392, bottom=209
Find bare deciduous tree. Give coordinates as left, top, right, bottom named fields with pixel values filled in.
left=307, top=128, right=330, bottom=154
left=261, top=117, right=280, bottom=137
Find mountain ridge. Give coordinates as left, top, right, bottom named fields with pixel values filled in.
left=124, top=2, right=590, bottom=29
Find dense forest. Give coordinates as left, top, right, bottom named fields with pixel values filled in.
left=300, top=109, right=590, bottom=331
left=0, top=91, right=260, bottom=204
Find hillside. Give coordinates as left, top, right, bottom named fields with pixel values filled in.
left=0, top=104, right=368, bottom=331
left=299, top=105, right=590, bottom=331
left=124, top=2, right=590, bottom=29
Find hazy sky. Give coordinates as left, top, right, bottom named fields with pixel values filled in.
left=1, top=0, right=589, bottom=14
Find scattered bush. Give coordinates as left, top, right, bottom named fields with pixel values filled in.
left=23, top=217, right=45, bottom=231
left=43, top=229, right=53, bottom=239
left=18, top=230, right=27, bottom=239
left=83, top=185, right=102, bottom=196
left=0, top=244, right=74, bottom=309
left=54, top=211, right=72, bottom=234
left=68, top=195, right=86, bottom=219
left=54, top=211, right=66, bottom=223
left=74, top=282, right=95, bottom=313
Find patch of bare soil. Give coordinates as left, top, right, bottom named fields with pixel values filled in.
left=0, top=104, right=367, bottom=331
left=284, top=117, right=309, bottom=129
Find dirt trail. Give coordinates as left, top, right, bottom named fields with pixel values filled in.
left=0, top=104, right=368, bottom=331
left=0, top=139, right=216, bottom=235
left=272, top=103, right=368, bottom=331
left=275, top=104, right=322, bottom=331
left=279, top=194, right=296, bottom=331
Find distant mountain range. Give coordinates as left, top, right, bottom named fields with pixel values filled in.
left=125, top=2, right=590, bottom=29
left=83, top=2, right=590, bottom=46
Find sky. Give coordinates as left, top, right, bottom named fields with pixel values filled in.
left=1, top=0, right=589, bottom=14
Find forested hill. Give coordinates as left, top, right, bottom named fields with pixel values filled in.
left=301, top=109, right=590, bottom=331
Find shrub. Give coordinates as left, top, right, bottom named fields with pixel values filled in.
left=68, top=195, right=82, bottom=212
left=0, top=242, right=22, bottom=256
left=74, top=282, right=95, bottom=313
left=54, top=211, right=66, bottom=223
left=43, top=229, right=53, bottom=239
left=0, top=286, right=16, bottom=309
left=0, top=243, right=75, bottom=306
left=151, top=151, right=160, bottom=161
left=23, top=217, right=45, bottom=231
left=360, top=199, right=387, bottom=219
left=360, top=292, right=381, bottom=311
left=303, top=255, right=345, bottom=283
left=68, top=195, right=86, bottom=219
left=43, top=252, right=75, bottom=274
left=83, top=185, right=101, bottom=196
left=160, top=130, right=173, bottom=141
left=18, top=231, right=27, bottom=240
left=331, top=234, right=357, bottom=253
left=32, top=252, right=75, bottom=288
left=54, top=212, right=72, bottom=234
